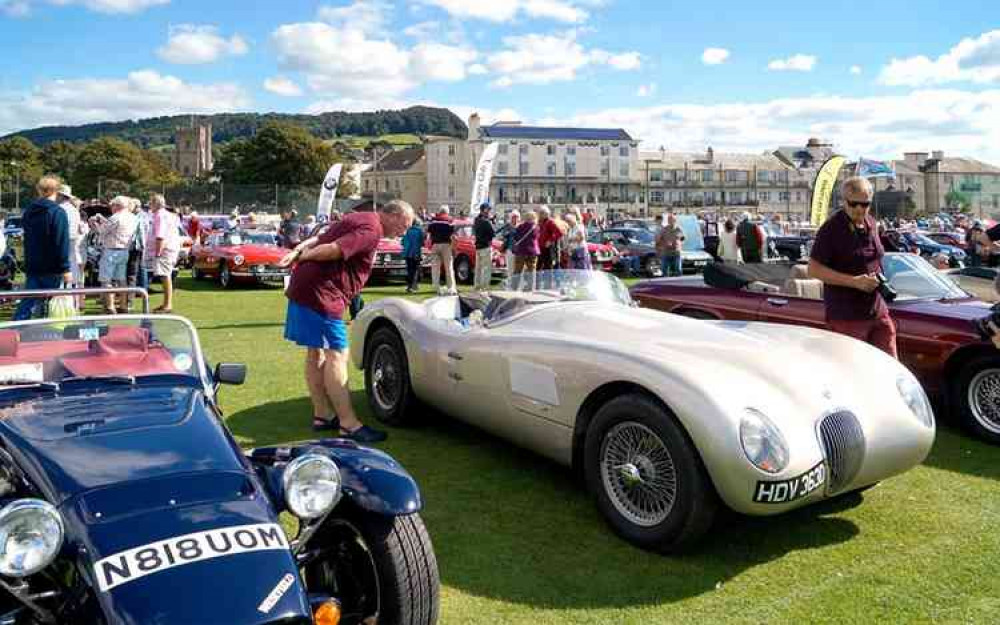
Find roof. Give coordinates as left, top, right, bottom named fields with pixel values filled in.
left=479, top=124, right=633, bottom=142
left=640, top=151, right=791, bottom=171
left=377, top=147, right=425, bottom=172
left=927, top=157, right=1000, bottom=174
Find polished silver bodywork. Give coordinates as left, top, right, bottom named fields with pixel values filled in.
left=351, top=293, right=935, bottom=515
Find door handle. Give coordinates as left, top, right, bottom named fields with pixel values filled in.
left=447, top=352, right=464, bottom=361
left=448, top=372, right=463, bottom=381
left=767, top=298, right=789, bottom=307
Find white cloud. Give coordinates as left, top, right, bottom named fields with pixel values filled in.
left=263, top=76, right=303, bottom=97
left=156, top=24, right=248, bottom=65
left=636, top=83, right=657, bottom=97
left=318, top=0, right=386, bottom=35
left=6, top=0, right=168, bottom=15
left=486, top=30, right=640, bottom=88
left=420, top=0, right=589, bottom=23
left=701, top=47, right=729, bottom=65
left=767, top=54, right=817, bottom=72
left=537, top=88, right=1000, bottom=164
left=879, top=30, right=1000, bottom=86
left=411, top=42, right=479, bottom=81
left=403, top=20, right=440, bottom=39
left=468, top=63, right=488, bottom=75
left=850, top=65, right=862, bottom=75
left=0, top=70, right=249, bottom=134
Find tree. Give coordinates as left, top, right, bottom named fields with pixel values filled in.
left=40, top=140, right=81, bottom=182
left=0, top=136, right=43, bottom=188
left=945, top=190, right=972, bottom=211
left=218, top=123, right=339, bottom=186
left=71, top=137, right=153, bottom=199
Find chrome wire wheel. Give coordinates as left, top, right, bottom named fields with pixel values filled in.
left=968, top=368, right=1000, bottom=435
left=370, top=344, right=402, bottom=412
left=600, top=421, right=677, bottom=527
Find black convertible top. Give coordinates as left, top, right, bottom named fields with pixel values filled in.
left=703, top=262, right=797, bottom=290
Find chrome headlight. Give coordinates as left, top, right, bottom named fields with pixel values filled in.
left=283, top=454, right=343, bottom=520
left=740, top=408, right=790, bottom=474
left=233, top=255, right=245, bottom=266
left=897, top=375, right=934, bottom=428
left=0, top=499, right=64, bottom=577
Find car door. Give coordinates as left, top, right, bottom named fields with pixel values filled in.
left=755, top=292, right=827, bottom=329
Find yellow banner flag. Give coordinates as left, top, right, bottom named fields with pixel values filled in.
left=810, top=155, right=846, bottom=226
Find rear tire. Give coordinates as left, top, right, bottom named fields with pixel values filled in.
left=951, top=356, right=1000, bottom=444
left=219, top=263, right=232, bottom=289
left=455, top=255, right=472, bottom=284
left=584, top=393, right=717, bottom=553
left=365, top=326, right=418, bottom=426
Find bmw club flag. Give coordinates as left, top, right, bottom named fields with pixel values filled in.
left=469, top=142, right=499, bottom=214
left=316, top=163, right=344, bottom=220
left=856, top=157, right=896, bottom=179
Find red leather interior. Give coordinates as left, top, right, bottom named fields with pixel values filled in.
left=60, top=348, right=177, bottom=378
left=97, top=327, right=150, bottom=355
left=0, top=331, right=19, bottom=357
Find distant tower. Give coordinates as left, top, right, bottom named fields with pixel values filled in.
left=173, top=122, right=214, bottom=177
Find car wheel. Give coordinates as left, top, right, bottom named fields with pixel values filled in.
left=365, top=326, right=418, bottom=426
left=644, top=255, right=662, bottom=278
left=218, top=263, right=232, bottom=288
left=192, top=266, right=204, bottom=280
left=953, top=356, right=1000, bottom=444
left=584, top=393, right=717, bottom=553
left=302, top=509, right=439, bottom=625
left=455, top=255, right=472, bottom=284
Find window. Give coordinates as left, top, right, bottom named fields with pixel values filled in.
left=796, top=192, right=802, bottom=202
left=566, top=146, right=576, bottom=156
left=600, top=161, right=610, bottom=176
left=650, top=170, right=663, bottom=182
left=600, top=146, right=610, bottom=157
left=569, top=187, right=577, bottom=201
left=498, top=186, right=507, bottom=202
left=547, top=185, right=556, bottom=200
left=497, top=162, right=509, bottom=175
left=448, top=185, right=455, bottom=199
left=619, top=162, right=629, bottom=177
left=565, top=161, right=577, bottom=176
left=364, top=180, right=370, bottom=191
left=448, top=145, right=456, bottom=156
left=725, top=170, right=748, bottom=183
left=547, top=145, right=556, bottom=156
left=702, top=170, right=714, bottom=183
left=779, top=191, right=790, bottom=201
left=651, top=190, right=664, bottom=204
left=498, top=144, right=508, bottom=156
left=757, top=170, right=770, bottom=183
left=759, top=191, right=770, bottom=202
left=547, top=162, right=557, bottom=176
left=619, top=146, right=629, bottom=157
left=994, top=194, right=1000, bottom=209
left=519, top=144, right=529, bottom=156
left=520, top=160, right=529, bottom=176
left=704, top=191, right=716, bottom=203
left=449, top=163, right=456, bottom=175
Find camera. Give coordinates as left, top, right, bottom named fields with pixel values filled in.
left=973, top=303, right=1000, bottom=340
left=875, top=273, right=898, bottom=303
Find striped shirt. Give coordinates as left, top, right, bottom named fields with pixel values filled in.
left=97, top=210, right=138, bottom=250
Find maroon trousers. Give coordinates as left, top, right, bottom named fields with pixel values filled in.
left=827, top=312, right=898, bottom=359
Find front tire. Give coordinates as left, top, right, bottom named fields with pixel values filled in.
left=584, top=393, right=717, bottom=553
left=952, top=356, right=1000, bottom=444
left=219, top=263, right=232, bottom=288
left=365, top=326, right=418, bottom=426
left=192, top=265, right=204, bottom=280
left=303, top=510, right=440, bottom=625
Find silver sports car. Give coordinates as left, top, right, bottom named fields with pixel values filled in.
left=350, top=271, right=935, bottom=552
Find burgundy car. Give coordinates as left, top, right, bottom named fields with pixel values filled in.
left=630, top=253, right=1000, bottom=444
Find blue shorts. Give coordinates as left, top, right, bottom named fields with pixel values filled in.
left=284, top=300, right=348, bottom=351
left=99, top=249, right=129, bottom=284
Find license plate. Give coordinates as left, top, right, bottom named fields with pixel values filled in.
left=390, top=269, right=408, bottom=276
left=753, top=463, right=826, bottom=504
left=694, top=261, right=707, bottom=267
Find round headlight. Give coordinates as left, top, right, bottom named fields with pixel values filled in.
left=283, top=454, right=343, bottom=520
left=739, top=408, right=790, bottom=474
left=897, top=375, right=934, bottom=428
left=233, top=255, right=245, bottom=266
left=0, top=499, right=64, bottom=577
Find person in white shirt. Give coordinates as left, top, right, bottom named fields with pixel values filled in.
left=147, top=194, right=181, bottom=312
left=717, top=219, right=743, bottom=263
left=56, top=185, right=87, bottom=290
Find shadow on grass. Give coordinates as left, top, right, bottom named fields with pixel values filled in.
left=919, top=426, right=1000, bottom=481
left=228, top=394, right=863, bottom=610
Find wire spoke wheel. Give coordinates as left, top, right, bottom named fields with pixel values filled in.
left=371, top=344, right=402, bottom=412
left=968, top=368, right=1000, bottom=435
left=600, top=421, right=677, bottom=527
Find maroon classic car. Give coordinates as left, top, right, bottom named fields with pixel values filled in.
left=629, top=253, right=1000, bottom=444
left=191, top=230, right=290, bottom=288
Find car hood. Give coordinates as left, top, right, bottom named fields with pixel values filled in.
left=893, top=296, right=993, bottom=327
left=223, top=244, right=286, bottom=262
left=378, top=238, right=403, bottom=253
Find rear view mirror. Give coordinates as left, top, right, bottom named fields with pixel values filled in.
left=214, top=363, right=247, bottom=385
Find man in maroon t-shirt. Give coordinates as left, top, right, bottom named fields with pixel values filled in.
left=280, top=200, right=415, bottom=441
left=808, top=176, right=897, bottom=357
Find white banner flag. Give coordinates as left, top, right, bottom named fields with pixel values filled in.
left=317, top=163, right=344, bottom=220
left=469, top=142, right=499, bottom=214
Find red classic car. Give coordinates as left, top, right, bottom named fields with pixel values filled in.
left=427, top=220, right=506, bottom=285
left=191, top=230, right=290, bottom=288
left=629, top=253, right=1000, bottom=444
left=371, top=237, right=415, bottom=280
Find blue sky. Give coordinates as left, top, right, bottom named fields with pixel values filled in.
left=1, top=0, right=998, bottom=161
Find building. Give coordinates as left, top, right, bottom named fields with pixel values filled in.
left=361, top=146, right=427, bottom=210
left=426, top=114, right=641, bottom=217
left=172, top=124, right=213, bottom=178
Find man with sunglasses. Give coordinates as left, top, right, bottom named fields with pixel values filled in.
left=808, top=176, right=897, bottom=357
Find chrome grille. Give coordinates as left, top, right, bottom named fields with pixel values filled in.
left=818, top=411, right=865, bottom=494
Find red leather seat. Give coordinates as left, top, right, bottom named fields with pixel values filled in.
left=0, top=331, right=19, bottom=358
left=96, top=327, right=149, bottom=354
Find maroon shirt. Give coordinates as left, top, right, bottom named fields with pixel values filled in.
left=286, top=212, right=382, bottom=319
left=811, top=210, right=888, bottom=321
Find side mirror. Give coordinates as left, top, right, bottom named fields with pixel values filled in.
left=214, top=363, right=247, bottom=386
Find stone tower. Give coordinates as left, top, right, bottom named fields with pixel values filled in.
left=173, top=122, right=214, bottom=177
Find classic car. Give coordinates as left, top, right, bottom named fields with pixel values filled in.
left=944, top=266, right=999, bottom=302
left=901, top=231, right=966, bottom=266
left=371, top=237, right=411, bottom=281
left=925, top=231, right=965, bottom=248
left=3, top=215, right=22, bottom=240
left=351, top=270, right=934, bottom=552
left=770, top=228, right=816, bottom=262
left=0, top=287, right=439, bottom=625
left=630, top=253, right=1000, bottom=444
left=590, top=228, right=663, bottom=277
left=437, top=221, right=506, bottom=285
left=191, top=231, right=290, bottom=288
left=676, top=215, right=714, bottom=272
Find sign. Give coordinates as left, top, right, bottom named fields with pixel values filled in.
left=316, top=163, right=343, bottom=220
left=469, top=142, right=499, bottom=213
left=810, top=155, right=846, bottom=227
left=960, top=182, right=982, bottom=193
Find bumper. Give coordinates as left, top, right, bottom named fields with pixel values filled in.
left=231, top=271, right=289, bottom=282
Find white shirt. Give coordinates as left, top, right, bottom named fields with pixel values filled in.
left=718, top=229, right=742, bottom=263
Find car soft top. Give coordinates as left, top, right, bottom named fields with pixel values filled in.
left=703, top=261, right=798, bottom=290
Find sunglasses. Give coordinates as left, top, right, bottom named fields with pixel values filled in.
left=846, top=200, right=872, bottom=209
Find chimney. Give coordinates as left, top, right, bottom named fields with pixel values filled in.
left=931, top=150, right=944, bottom=161
left=706, top=146, right=714, bottom=163
left=468, top=113, right=481, bottom=141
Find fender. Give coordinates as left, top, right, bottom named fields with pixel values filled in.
left=249, top=439, right=423, bottom=516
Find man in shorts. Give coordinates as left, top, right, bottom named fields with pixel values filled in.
left=92, top=196, right=137, bottom=314
left=147, top=194, right=180, bottom=312
left=281, top=200, right=415, bottom=442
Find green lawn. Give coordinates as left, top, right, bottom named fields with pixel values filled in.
left=169, top=274, right=1000, bottom=625
left=324, top=134, right=422, bottom=149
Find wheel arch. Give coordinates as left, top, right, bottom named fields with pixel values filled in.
left=942, top=343, right=1000, bottom=409
left=361, top=316, right=403, bottom=371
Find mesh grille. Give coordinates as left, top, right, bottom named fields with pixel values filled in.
left=818, top=411, right=866, bottom=494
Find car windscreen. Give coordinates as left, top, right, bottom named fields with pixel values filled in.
left=883, top=253, right=968, bottom=301
left=676, top=215, right=706, bottom=252
left=244, top=233, right=277, bottom=245
left=498, top=270, right=633, bottom=307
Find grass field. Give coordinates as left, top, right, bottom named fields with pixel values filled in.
left=167, top=273, right=1000, bottom=625
left=324, top=134, right=422, bottom=150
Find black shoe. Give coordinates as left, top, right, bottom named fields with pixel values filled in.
left=312, top=416, right=340, bottom=432
left=340, top=425, right=388, bottom=443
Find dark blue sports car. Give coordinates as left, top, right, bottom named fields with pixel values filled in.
left=901, top=231, right=967, bottom=266
left=0, top=290, right=439, bottom=625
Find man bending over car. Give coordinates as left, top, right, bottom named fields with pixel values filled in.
left=280, top=200, right=414, bottom=442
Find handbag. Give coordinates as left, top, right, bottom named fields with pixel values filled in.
left=48, top=293, right=76, bottom=320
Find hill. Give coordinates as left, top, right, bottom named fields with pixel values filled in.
left=3, top=106, right=467, bottom=148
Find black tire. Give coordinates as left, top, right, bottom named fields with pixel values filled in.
left=584, top=393, right=718, bottom=553
left=218, top=262, right=232, bottom=288
left=192, top=265, right=204, bottom=280
left=304, top=510, right=440, bottom=625
left=454, top=255, right=472, bottom=284
left=951, top=355, right=1000, bottom=444
left=365, top=326, right=418, bottom=426
left=644, top=255, right=662, bottom=278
